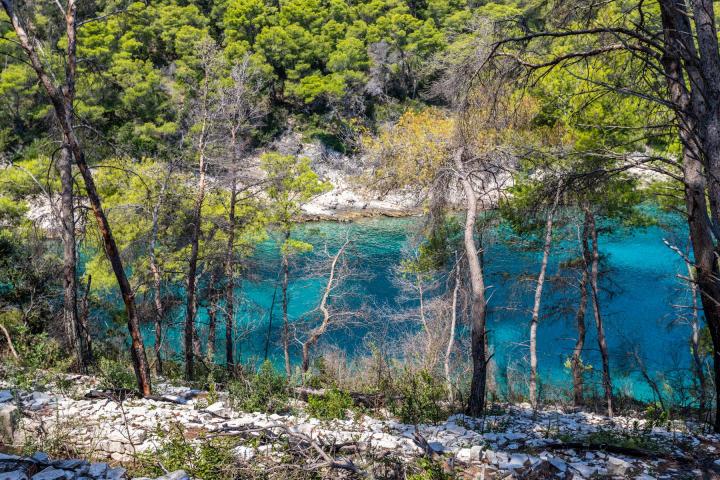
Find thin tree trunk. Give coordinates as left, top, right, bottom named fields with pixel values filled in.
left=572, top=218, right=590, bottom=407
left=282, top=230, right=291, bottom=379
left=57, top=144, right=85, bottom=372
left=529, top=192, right=560, bottom=408
left=0, top=324, right=19, bottom=360
left=0, top=0, right=152, bottom=395
left=445, top=257, right=460, bottom=402
left=149, top=165, right=172, bottom=376
left=79, top=274, right=93, bottom=365
left=585, top=207, right=613, bottom=417
left=301, top=238, right=350, bottom=375
left=207, top=288, right=218, bottom=364
left=265, top=276, right=279, bottom=361
left=225, top=177, right=238, bottom=372
left=185, top=71, right=211, bottom=381
left=688, top=261, right=706, bottom=413
left=455, top=148, right=488, bottom=416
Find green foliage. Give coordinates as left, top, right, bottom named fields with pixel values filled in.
left=228, top=361, right=290, bottom=413
left=307, top=388, right=354, bottom=419
left=389, top=369, right=447, bottom=425
left=2, top=325, right=71, bottom=391
left=134, top=424, right=239, bottom=480
left=408, top=458, right=453, bottom=480
left=96, top=357, right=137, bottom=391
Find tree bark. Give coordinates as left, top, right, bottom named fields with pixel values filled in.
left=528, top=191, right=559, bottom=408
left=688, top=260, right=706, bottom=414
left=149, top=165, right=172, bottom=375
left=225, top=177, right=238, bottom=372
left=572, top=217, right=590, bottom=406
left=185, top=70, right=211, bottom=381
left=57, top=145, right=86, bottom=372
left=454, top=148, right=488, bottom=417
left=445, top=257, right=460, bottom=402
left=207, top=288, right=218, bottom=364
left=282, top=230, right=292, bottom=379
left=584, top=207, right=613, bottom=417
left=0, top=0, right=151, bottom=395
left=658, top=1, right=720, bottom=430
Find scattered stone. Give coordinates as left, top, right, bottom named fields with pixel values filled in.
left=30, top=453, right=49, bottom=464
left=456, top=445, right=483, bottom=463
left=0, top=391, right=13, bottom=404
left=30, top=468, right=68, bottom=480
left=155, top=471, right=189, bottom=480
left=233, top=446, right=256, bottom=461
left=0, top=404, right=20, bottom=444
left=105, top=468, right=126, bottom=480
left=204, top=402, right=225, bottom=413
left=0, top=471, right=28, bottom=480
left=87, top=464, right=107, bottom=479
left=607, top=455, right=634, bottom=476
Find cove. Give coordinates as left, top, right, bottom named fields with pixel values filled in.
left=146, top=214, right=694, bottom=403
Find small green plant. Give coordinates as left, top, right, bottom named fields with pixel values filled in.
left=206, top=371, right=218, bottom=405
left=228, top=361, right=289, bottom=414
left=96, top=357, right=136, bottom=390
left=133, top=424, right=239, bottom=480
left=307, top=388, right=354, bottom=420
left=408, top=458, right=452, bottom=480
left=582, top=428, right=663, bottom=453
left=390, top=369, right=447, bottom=425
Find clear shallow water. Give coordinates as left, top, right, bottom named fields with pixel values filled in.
left=148, top=214, right=693, bottom=402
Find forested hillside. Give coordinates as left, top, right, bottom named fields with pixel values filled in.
left=3, top=0, right=720, bottom=477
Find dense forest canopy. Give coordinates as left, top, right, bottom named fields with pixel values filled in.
left=3, top=0, right=720, bottom=438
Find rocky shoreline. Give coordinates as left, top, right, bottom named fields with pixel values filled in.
left=1, top=377, right=719, bottom=479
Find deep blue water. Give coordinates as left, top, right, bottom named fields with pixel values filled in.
left=147, top=214, right=695, bottom=402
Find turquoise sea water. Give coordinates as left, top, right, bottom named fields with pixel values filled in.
left=147, top=214, right=694, bottom=402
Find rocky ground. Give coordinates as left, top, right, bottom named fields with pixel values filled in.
left=1, top=377, right=719, bottom=479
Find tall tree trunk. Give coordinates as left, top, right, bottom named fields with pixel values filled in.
left=282, top=230, right=292, bottom=379
left=659, top=0, right=720, bottom=433
left=584, top=208, right=613, bottom=417
left=445, top=257, right=460, bottom=402
left=57, top=145, right=85, bottom=371
left=455, top=148, right=488, bottom=416
left=185, top=71, right=211, bottom=381
left=528, top=192, right=559, bottom=408
left=207, top=288, right=218, bottom=364
left=149, top=165, right=172, bottom=375
left=79, top=274, right=93, bottom=366
left=225, top=177, right=238, bottom=372
left=687, top=258, right=706, bottom=414
left=572, top=218, right=590, bottom=406
left=185, top=158, right=206, bottom=380
left=0, top=0, right=152, bottom=395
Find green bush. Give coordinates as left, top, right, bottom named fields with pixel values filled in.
left=2, top=321, right=71, bottom=391
left=133, top=424, right=239, bottom=480
left=228, top=361, right=289, bottom=414
left=96, top=357, right=136, bottom=390
left=307, top=388, right=354, bottom=420
left=390, top=369, right=447, bottom=425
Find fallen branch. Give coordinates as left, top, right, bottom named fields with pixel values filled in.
left=543, top=442, right=692, bottom=464
left=213, top=422, right=367, bottom=476
left=0, top=324, right=19, bottom=359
